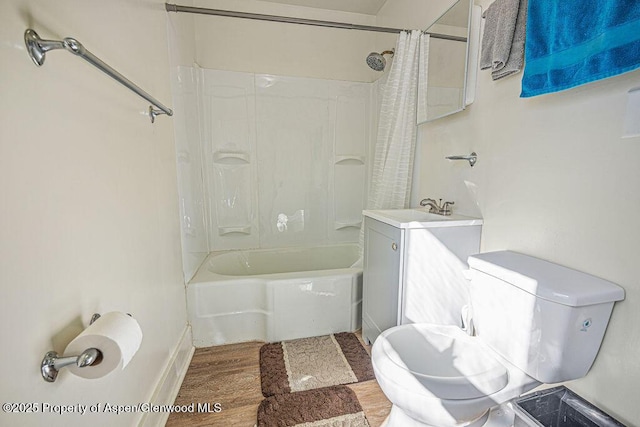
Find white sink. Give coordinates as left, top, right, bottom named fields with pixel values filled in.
left=363, top=209, right=483, bottom=229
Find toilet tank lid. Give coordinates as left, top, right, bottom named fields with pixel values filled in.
left=468, top=251, right=625, bottom=307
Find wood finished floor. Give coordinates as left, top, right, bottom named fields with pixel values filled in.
left=166, top=333, right=391, bottom=427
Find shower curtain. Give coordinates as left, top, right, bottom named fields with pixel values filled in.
left=367, top=30, right=421, bottom=212
left=357, top=30, right=422, bottom=255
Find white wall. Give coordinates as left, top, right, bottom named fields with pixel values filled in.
left=192, top=0, right=384, bottom=82
left=167, top=0, right=196, bottom=68
left=0, top=1, right=188, bottom=426
left=414, top=0, right=640, bottom=423
left=376, top=0, right=456, bottom=30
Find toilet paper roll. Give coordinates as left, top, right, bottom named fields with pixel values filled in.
left=64, top=311, right=143, bottom=379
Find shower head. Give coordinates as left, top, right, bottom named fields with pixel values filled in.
left=366, top=50, right=394, bottom=71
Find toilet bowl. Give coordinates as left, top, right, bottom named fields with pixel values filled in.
left=371, top=251, right=625, bottom=427
left=372, top=324, right=539, bottom=427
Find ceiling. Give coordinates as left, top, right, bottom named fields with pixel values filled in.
left=256, top=0, right=389, bottom=15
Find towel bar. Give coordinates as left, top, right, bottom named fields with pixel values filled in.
left=24, top=29, right=173, bottom=123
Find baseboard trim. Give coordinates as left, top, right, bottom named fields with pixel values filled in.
left=138, top=325, right=194, bottom=427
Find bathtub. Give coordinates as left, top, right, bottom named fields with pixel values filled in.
left=187, top=244, right=362, bottom=347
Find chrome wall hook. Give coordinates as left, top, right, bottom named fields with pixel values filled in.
left=41, top=348, right=102, bottom=383
left=445, top=152, right=477, bottom=167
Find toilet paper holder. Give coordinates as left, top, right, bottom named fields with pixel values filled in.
left=40, top=313, right=105, bottom=383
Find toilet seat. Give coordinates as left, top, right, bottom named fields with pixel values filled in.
left=374, top=324, right=509, bottom=400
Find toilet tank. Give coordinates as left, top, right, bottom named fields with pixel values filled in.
left=467, top=251, right=624, bottom=384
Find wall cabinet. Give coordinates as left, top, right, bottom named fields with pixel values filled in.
left=362, top=210, right=482, bottom=345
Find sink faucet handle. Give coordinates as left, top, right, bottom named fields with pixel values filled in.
left=441, top=201, right=455, bottom=215
left=419, top=198, right=440, bottom=213
left=419, top=198, right=437, bottom=207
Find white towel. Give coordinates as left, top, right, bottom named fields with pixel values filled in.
left=480, top=0, right=528, bottom=80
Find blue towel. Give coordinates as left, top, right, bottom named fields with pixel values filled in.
left=521, top=1, right=640, bottom=97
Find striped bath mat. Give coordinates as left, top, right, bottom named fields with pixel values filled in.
left=259, top=332, right=375, bottom=397
left=257, top=385, right=370, bottom=427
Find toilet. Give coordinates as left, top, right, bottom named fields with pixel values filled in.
left=372, top=250, right=625, bottom=427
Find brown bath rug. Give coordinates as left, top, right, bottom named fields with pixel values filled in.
left=260, top=332, right=375, bottom=397
left=257, top=385, right=370, bottom=427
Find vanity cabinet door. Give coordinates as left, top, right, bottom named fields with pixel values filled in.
left=400, top=226, right=482, bottom=326
left=362, top=217, right=403, bottom=344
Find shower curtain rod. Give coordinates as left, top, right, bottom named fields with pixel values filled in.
left=165, top=3, right=468, bottom=42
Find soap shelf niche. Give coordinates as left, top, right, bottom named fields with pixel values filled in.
left=333, top=154, right=365, bottom=235
left=334, top=221, right=362, bottom=230
left=218, top=225, right=252, bottom=236
left=335, top=155, right=365, bottom=165
left=212, top=150, right=253, bottom=239
left=213, top=150, right=250, bottom=164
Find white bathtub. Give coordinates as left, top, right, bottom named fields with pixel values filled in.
left=187, top=244, right=362, bottom=347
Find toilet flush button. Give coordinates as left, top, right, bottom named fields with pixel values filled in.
left=580, top=318, right=592, bottom=332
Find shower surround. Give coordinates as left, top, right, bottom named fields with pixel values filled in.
left=171, top=67, right=375, bottom=344
left=172, top=66, right=376, bottom=280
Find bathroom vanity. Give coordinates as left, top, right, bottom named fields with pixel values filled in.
left=362, top=209, right=482, bottom=344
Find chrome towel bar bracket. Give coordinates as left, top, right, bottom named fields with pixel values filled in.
left=24, top=29, right=173, bottom=123
left=445, top=152, right=477, bottom=167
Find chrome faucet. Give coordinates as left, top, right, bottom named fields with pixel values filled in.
left=419, top=198, right=455, bottom=216
left=420, top=198, right=440, bottom=212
